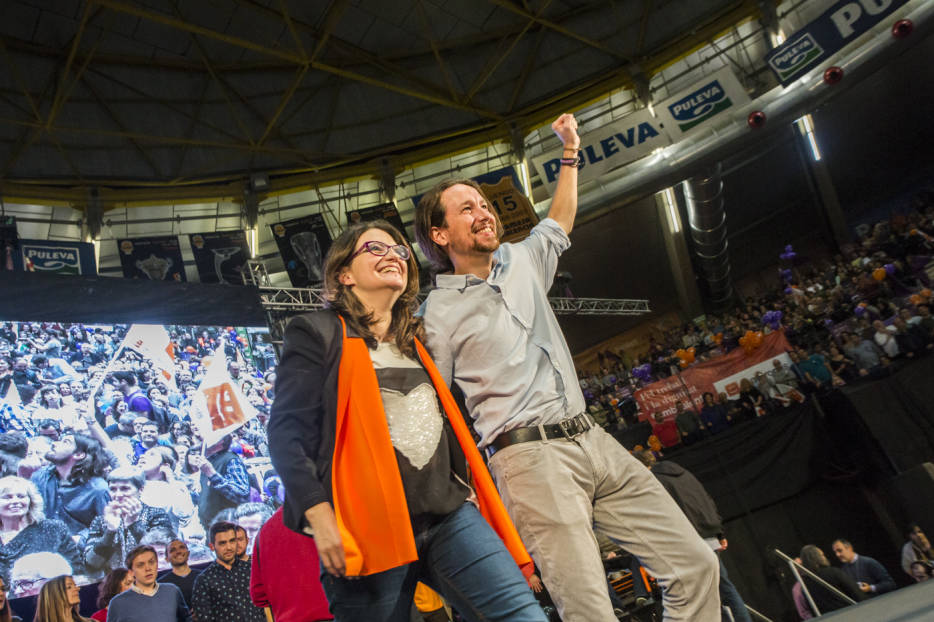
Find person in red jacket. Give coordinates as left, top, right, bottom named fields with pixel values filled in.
left=250, top=507, right=332, bottom=622
left=650, top=411, right=681, bottom=449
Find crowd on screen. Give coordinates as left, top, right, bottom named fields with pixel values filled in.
left=579, top=190, right=934, bottom=443
left=0, top=322, right=281, bottom=601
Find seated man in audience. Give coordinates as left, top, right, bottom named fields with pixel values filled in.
left=831, top=538, right=895, bottom=597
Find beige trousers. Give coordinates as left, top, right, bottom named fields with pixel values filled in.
left=489, top=425, right=720, bottom=622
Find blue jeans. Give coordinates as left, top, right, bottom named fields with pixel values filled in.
left=719, top=556, right=751, bottom=622
left=321, top=502, right=546, bottom=622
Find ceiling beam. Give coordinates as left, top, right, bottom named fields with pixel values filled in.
left=485, top=0, right=634, bottom=67
left=414, top=0, right=461, bottom=102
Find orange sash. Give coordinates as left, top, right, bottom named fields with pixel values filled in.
left=332, top=317, right=533, bottom=578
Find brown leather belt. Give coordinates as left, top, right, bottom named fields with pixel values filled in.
left=484, top=413, right=594, bottom=459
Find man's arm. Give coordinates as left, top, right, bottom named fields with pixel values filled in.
left=546, top=114, right=581, bottom=234
left=205, top=456, right=251, bottom=503
left=866, top=557, right=896, bottom=594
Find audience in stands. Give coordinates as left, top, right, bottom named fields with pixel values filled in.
left=797, top=544, right=865, bottom=615
left=901, top=523, right=933, bottom=577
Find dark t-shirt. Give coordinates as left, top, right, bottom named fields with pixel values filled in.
left=158, top=568, right=202, bottom=606
left=370, top=342, right=469, bottom=531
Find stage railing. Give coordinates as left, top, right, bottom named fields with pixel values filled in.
left=773, top=548, right=857, bottom=618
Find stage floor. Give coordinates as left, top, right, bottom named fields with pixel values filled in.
left=813, top=580, right=934, bottom=621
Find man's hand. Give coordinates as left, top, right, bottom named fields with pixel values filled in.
left=102, top=503, right=123, bottom=531
left=858, top=582, right=872, bottom=593
left=189, top=454, right=215, bottom=476
left=552, top=113, right=580, bottom=150
left=305, top=502, right=346, bottom=577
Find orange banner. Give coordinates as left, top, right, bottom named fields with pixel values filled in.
left=635, top=331, right=792, bottom=421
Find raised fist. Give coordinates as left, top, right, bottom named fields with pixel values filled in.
left=552, top=113, right=580, bottom=150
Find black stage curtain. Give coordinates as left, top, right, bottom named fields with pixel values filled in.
left=1, top=269, right=267, bottom=326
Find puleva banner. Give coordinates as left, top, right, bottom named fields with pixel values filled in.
left=655, top=66, right=751, bottom=140
left=766, top=0, right=909, bottom=86
left=14, top=239, right=97, bottom=276
left=531, top=108, right=669, bottom=196
left=634, top=331, right=792, bottom=421
left=188, top=231, right=250, bottom=285
left=117, top=235, right=187, bottom=281
left=473, top=167, right=539, bottom=243
left=270, top=213, right=333, bottom=287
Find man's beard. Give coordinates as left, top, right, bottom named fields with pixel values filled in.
left=472, top=237, right=500, bottom=254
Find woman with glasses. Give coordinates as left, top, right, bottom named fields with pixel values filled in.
left=33, top=575, right=91, bottom=622
left=268, top=220, right=545, bottom=622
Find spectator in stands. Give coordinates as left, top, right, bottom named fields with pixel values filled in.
left=233, top=502, right=272, bottom=557
left=901, top=523, right=933, bottom=577
left=798, top=544, right=864, bottom=614
left=796, top=349, right=835, bottom=393
left=699, top=392, right=730, bottom=435
left=650, top=412, right=680, bottom=449
left=192, top=521, right=264, bottom=622
left=0, top=476, right=81, bottom=582
left=33, top=385, right=85, bottom=433
left=674, top=401, right=703, bottom=445
left=33, top=574, right=91, bottom=622
left=738, top=379, right=766, bottom=420
left=872, top=320, right=899, bottom=359
left=159, top=540, right=201, bottom=608
left=30, top=433, right=109, bottom=534
left=32, top=354, right=78, bottom=387
left=112, top=371, right=153, bottom=419
left=133, top=421, right=168, bottom=462
left=827, top=345, right=859, bottom=383
left=831, top=539, right=894, bottom=597
left=138, top=446, right=204, bottom=542
left=910, top=561, right=933, bottom=583
left=0, top=435, right=26, bottom=478
left=90, top=567, right=132, bottom=621
left=0, top=575, right=22, bottom=622
left=188, top=434, right=252, bottom=529
left=843, top=332, right=883, bottom=376
left=104, top=411, right=137, bottom=441
left=83, top=466, right=174, bottom=575
left=10, top=359, right=40, bottom=394
left=892, top=317, right=928, bottom=358
left=249, top=507, right=332, bottom=622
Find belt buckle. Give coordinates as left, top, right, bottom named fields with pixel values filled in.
left=558, top=417, right=579, bottom=439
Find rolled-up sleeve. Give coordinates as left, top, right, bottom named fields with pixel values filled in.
left=517, top=218, right=570, bottom=291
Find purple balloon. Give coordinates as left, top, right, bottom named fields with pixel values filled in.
left=824, top=318, right=834, bottom=327
left=884, top=263, right=896, bottom=275
left=784, top=287, right=793, bottom=295
left=781, top=269, right=793, bottom=281
left=854, top=306, right=865, bottom=316
left=784, top=244, right=793, bottom=252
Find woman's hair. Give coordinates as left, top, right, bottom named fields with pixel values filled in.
left=95, top=568, right=129, bottom=609
left=38, top=385, right=60, bottom=408
left=33, top=575, right=91, bottom=622
left=799, top=545, right=828, bottom=573
left=0, top=475, right=44, bottom=526
left=105, top=466, right=144, bottom=491
left=323, top=220, right=423, bottom=357
left=739, top=378, right=753, bottom=391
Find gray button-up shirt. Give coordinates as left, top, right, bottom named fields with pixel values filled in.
left=420, top=218, right=586, bottom=447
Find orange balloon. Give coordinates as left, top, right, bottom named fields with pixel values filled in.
left=922, top=289, right=932, bottom=299
left=713, top=333, right=723, bottom=345
left=872, top=267, right=887, bottom=281
left=910, top=294, right=922, bottom=305
left=679, top=359, right=689, bottom=368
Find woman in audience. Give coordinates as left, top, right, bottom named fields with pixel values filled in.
left=699, top=392, right=729, bottom=435
left=32, top=574, right=92, bottom=622
left=0, top=477, right=81, bottom=582
left=0, top=576, right=22, bottom=622
left=89, top=568, right=132, bottom=621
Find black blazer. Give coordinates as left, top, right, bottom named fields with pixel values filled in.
left=268, top=309, right=470, bottom=535
left=267, top=311, right=344, bottom=535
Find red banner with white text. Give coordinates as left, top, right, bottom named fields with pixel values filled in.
left=635, top=331, right=792, bottom=421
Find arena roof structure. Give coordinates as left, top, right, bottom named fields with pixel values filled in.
left=0, top=0, right=774, bottom=204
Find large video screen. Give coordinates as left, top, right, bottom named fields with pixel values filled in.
left=0, top=321, right=279, bottom=598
